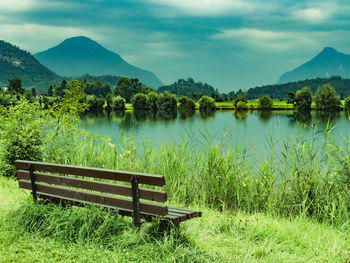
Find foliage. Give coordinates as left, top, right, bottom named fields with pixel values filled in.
left=7, top=77, right=24, bottom=95
left=114, top=77, right=153, bottom=102
left=294, top=87, right=312, bottom=110
left=178, top=96, right=196, bottom=111
left=0, top=40, right=61, bottom=88
left=0, top=100, right=43, bottom=176
left=314, top=84, right=341, bottom=111
left=131, top=93, right=148, bottom=110
left=236, top=101, right=248, bottom=110
left=233, top=95, right=248, bottom=108
left=146, top=91, right=159, bottom=111
left=245, top=76, right=350, bottom=100
left=198, top=96, right=216, bottom=112
left=53, top=80, right=67, bottom=97
left=83, top=95, right=104, bottom=112
left=112, top=96, right=126, bottom=111
left=258, top=95, right=273, bottom=109
left=156, top=92, right=177, bottom=112
left=84, top=81, right=111, bottom=98
left=344, top=96, right=350, bottom=113
left=158, top=77, right=218, bottom=97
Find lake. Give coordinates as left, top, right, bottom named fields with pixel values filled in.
left=80, top=110, right=350, bottom=156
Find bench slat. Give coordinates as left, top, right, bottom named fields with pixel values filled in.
left=33, top=193, right=181, bottom=224
left=19, top=180, right=168, bottom=216
left=15, top=160, right=165, bottom=186
left=17, top=170, right=167, bottom=202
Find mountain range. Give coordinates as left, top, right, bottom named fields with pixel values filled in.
left=0, top=40, right=61, bottom=88
left=34, top=36, right=163, bottom=89
left=278, top=47, right=350, bottom=84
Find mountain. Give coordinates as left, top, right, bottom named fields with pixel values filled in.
left=158, top=77, right=217, bottom=96
left=246, top=76, right=350, bottom=100
left=278, top=47, right=350, bottom=84
left=34, top=36, right=163, bottom=89
left=0, top=40, right=61, bottom=89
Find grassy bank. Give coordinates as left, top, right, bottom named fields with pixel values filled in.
left=1, top=177, right=349, bottom=263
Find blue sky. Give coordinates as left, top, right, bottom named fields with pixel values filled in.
left=1, top=0, right=350, bottom=92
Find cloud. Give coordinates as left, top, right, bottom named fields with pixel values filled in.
left=0, top=23, right=101, bottom=53
left=211, top=28, right=317, bottom=50
left=0, top=0, right=81, bottom=13
left=291, top=3, right=337, bottom=23
left=143, top=0, right=269, bottom=16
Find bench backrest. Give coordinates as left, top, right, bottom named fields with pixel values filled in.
left=15, top=160, right=168, bottom=222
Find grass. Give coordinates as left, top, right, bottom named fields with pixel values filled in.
left=1, top=176, right=349, bottom=263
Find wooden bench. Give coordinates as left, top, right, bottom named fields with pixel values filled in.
left=15, top=160, right=201, bottom=226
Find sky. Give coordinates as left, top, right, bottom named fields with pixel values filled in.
left=1, top=0, right=350, bottom=92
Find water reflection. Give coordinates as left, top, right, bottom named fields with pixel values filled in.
left=234, top=110, right=248, bottom=120
left=315, top=111, right=340, bottom=124
left=288, top=110, right=312, bottom=125
left=258, top=110, right=272, bottom=122
left=199, top=110, right=216, bottom=120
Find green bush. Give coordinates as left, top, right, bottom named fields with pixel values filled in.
left=131, top=93, right=148, bottom=110
left=146, top=92, right=159, bottom=111
left=112, top=96, right=126, bottom=111
left=344, top=96, right=350, bottom=113
left=84, top=95, right=104, bottom=112
left=258, top=95, right=273, bottom=109
left=198, top=96, right=216, bottom=112
left=294, top=87, right=312, bottom=110
left=157, top=92, right=177, bottom=112
left=178, top=96, right=196, bottom=111
left=314, top=84, right=341, bottom=111
left=0, top=100, right=43, bottom=177
left=234, top=96, right=247, bottom=108
left=236, top=101, right=248, bottom=111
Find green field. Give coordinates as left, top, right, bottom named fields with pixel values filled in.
left=1, top=176, right=349, bottom=263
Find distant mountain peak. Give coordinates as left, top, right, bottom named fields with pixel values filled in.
left=35, top=36, right=163, bottom=88
left=278, top=47, right=350, bottom=84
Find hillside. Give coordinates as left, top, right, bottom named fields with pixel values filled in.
left=158, top=77, right=217, bottom=96
left=246, top=76, right=350, bottom=99
left=278, top=47, right=350, bottom=83
left=0, top=40, right=61, bottom=89
left=35, top=36, right=163, bottom=89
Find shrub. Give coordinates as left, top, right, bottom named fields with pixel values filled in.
left=0, top=100, right=43, bottom=177
left=258, top=95, right=273, bottom=109
left=84, top=95, right=104, bottom=112
left=236, top=101, right=248, bottom=111
left=112, top=96, right=126, bottom=111
left=131, top=93, right=148, bottom=110
left=294, top=87, right=312, bottom=110
left=146, top=92, right=159, bottom=111
left=198, top=96, right=216, bottom=112
left=178, top=96, right=196, bottom=111
left=157, top=92, right=177, bottom=112
left=314, top=84, right=341, bottom=111
left=344, top=96, right=350, bottom=113
left=234, top=97, right=247, bottom=108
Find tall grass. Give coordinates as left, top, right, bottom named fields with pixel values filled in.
left=38, top=122, right=349, bottom=226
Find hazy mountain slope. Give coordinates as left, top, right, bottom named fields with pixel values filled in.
left=0, top=40, right=61, bottom=88
left=34, top=36, right=163, bottom=89
left=278, top=47, right=350, bottom=84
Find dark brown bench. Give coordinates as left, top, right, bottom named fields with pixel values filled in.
left=15, top=160, right=201, bottom=226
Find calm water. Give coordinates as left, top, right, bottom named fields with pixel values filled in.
left=80, top=110, right=350, bottom=155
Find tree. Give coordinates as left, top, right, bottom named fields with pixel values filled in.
left=48, top=85, right=53, bottom=97
left=131, top=93, right=148, bottom=110
left=236, top=101, right=248, bottom=111
left=8, top=77, right=24, bottom=95
left=258, top=95, right=273, bottom=109
left=157, top=92, right=177, bottom=112
left=294, top=87, right=312, bottom=110
left=344, top=96, right=350, bottom=113
left=198, top=96, right=216, bottom=112
left=32, top=88, right=37, bottom=97
left=112, top=96, right=126, bottom=111
left=314, top=84, right=341, bottom=111
left=114, top=78, right=152, bottom=102
left=53, top=80, right=67, bottom=97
